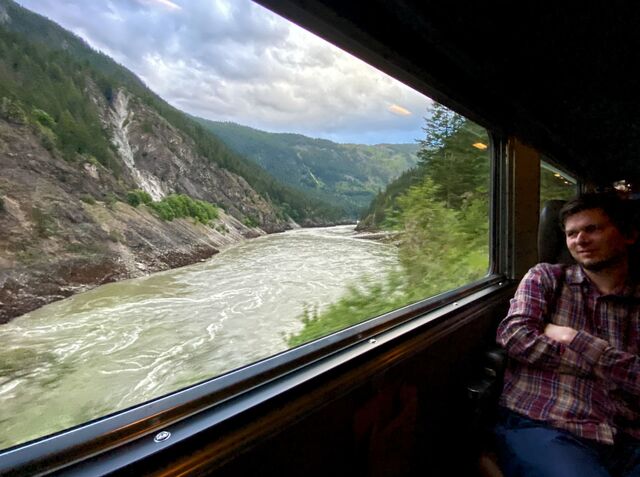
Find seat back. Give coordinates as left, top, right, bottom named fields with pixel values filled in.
left=538, top=199, right=574, bottom=264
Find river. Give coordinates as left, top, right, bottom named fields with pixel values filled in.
left=0, top=225, right=398, bottom=450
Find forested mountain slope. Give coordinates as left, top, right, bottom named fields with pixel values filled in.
left=195, top=119, right=419, bottom=217
left=0, top=0, right=342, bottom=322
left=0, top=0, right=342, bottom=224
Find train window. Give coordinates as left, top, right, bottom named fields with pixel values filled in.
left=540, top=160, right=577, bottom=203
left=0, top=0, right=490, bottom=452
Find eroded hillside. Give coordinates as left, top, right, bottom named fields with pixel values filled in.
left=0, top=93, right=280, bottom=322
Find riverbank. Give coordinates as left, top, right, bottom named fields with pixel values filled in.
left=0, top=200, right=270, bottom=324
left=0, top=225, right=398, bottom=450
left=0, top=202, right=358, bottom=324
left=353, top=229, right=402, bottom=244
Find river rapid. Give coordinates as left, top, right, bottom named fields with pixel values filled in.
left=0, top=225, right=398, bottom=449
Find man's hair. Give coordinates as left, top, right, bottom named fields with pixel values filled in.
left=559, top=192, right=635, bottom=236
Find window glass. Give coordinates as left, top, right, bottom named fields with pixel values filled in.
left=0, top=0, right=490, bottom=450
left=540, top=160, right=577, bottom=204
left=294, top=106, right=491, bottom=345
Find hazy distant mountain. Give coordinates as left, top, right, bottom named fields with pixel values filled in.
left=195, top=119, right=420, bottom=217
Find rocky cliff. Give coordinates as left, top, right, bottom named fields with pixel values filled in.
left=0, top=86, right=292, bottom=323
left=97, top=87, right=288, bottom=232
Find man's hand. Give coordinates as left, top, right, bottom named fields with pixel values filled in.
left=544, top=324, right=578, bottom=345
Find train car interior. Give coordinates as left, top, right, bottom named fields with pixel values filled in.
left=2, top=1, right=640, bottom=476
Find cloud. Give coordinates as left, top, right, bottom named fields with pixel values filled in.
left=15, top=0, right=433, bottom=144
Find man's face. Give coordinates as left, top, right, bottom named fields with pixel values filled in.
left=564, top=208, right=634, bottom=271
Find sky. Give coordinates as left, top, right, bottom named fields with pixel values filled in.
left=14, top=0, right=433, bottom=145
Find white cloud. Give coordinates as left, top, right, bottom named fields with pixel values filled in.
left=15, top=0, right=433, bottom=144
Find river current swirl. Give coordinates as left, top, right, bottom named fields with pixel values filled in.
left=0, top=225, right=398, bottom=449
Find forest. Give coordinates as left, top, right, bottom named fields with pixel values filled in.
left=195, top=119, right=419, bottom=218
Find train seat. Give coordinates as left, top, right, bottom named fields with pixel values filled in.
left=538, top=199, right=573, bottom=264
left=473, top=199, right=570, bottom=476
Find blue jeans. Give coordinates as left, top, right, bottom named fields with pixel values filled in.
left=494, top=409, right=640, bottom=477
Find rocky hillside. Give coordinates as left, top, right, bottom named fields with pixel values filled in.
left=96, top=87, right=287, bottom=231
left=0, top=0, right=415, bottom=322
left=0, top=87, right=283, bottom=323
left=0, top=0, right=333, bottom=322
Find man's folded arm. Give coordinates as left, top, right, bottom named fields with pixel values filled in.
left=568, top=330, right=640, bottom=396
left=497, top=266, right=591, bottom=375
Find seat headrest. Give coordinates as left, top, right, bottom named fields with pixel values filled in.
left=538, top=200, right=574, bottom=264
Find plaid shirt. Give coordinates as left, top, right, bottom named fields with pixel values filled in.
left=497, top=263, right=640, bottom=444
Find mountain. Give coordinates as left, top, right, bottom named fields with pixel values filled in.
left=0, top=0, right=344, bottom=222
left=0, top=0, right=344, bottom=322
left=194, top=120, right=419, bottom=217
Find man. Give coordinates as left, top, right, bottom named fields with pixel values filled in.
left=495, top=193, right=640, bottom=477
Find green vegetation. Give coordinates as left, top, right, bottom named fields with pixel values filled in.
left=144, top=194, right=219, bottom=224
left=126, top=189, right=152, bottom=207
left=80, top=195, right=96, bottom=205
left=0, top=0, right=342, bottom=224
left=195, top=119, right=420, bottom=218
left=105, top=193, right=118, bottom=209
left=127, top=189, right=219, bottom=225
left=357, top=167, right=424, bottom=230
left=32, top=107, right=54, bottom=128
left=0, top=20, right=121, bottom=170
left=215, top=224, right=229, bottom=234
left=0, top=97, right=27, bottom=124
left=140, top=120, right=154, bottom=134
left=243, top=215, right=259, bottom=228
left=108, top=230, right=123, bottom=243
left=289, top=103, right=490, bottom=346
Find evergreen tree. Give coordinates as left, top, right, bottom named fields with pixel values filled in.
left=417, top=102, right=465, bottom=166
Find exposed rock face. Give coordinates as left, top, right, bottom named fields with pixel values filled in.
left=107, top=91, right=166, bottom=201
left=94, top=87, right=287, bottom=233
left=0, top=87, right=292, bottom=323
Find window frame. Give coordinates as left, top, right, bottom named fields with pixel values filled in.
left=0, top=0, right=519, bottom=466
left=540, top=159, right=578, bottom=187
left=0, top=129, right=506, bottom=475
left=540, top=156, right=580, bottom=200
